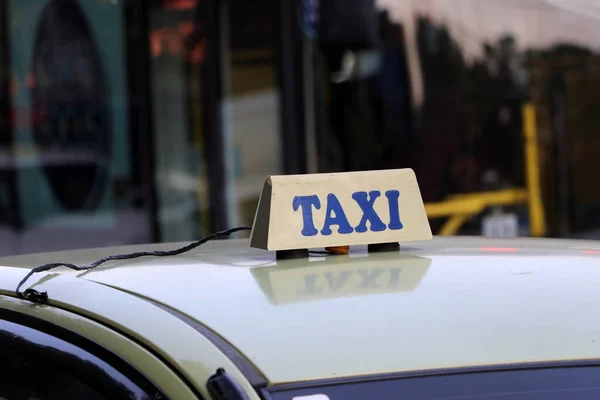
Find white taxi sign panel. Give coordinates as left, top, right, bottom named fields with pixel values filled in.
left=250, top=169, right=432, bottom=251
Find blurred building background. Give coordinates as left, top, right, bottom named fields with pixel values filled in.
left=0, top=0, right=599, bottom=255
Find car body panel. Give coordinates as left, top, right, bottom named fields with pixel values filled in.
left=0, top=268, right=262, bottom=400
left=1, top=236, right=600, bottom=384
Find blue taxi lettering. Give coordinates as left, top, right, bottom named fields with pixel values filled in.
left=385, top=190, right=403, bottom=230
left=353, top=191, right=386, bottom=232
left=321, top=194, right=354, bottom=236
left=292, top=195, right=321, bottom=236
left=293, top=190, right=403, bottom=236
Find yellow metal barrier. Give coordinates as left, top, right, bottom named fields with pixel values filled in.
left=439, top=214, right=470, bottom=236
left=424, top=102, right=547, bottom=237
left=523, top=103, right=546, bottom=237
left=425, top=189, right=529, bottom=218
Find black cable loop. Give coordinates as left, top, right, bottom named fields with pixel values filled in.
left=16, top=226, right=252, bottom=303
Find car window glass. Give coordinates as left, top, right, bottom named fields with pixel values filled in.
left=0, top=318, right=162, bottom=400
left=268, top=365, right=600, bottom=400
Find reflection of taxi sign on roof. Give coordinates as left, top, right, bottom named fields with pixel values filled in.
left=251, top=252, right=432, bottom=305
left=250, top=168, right=432, bottom=253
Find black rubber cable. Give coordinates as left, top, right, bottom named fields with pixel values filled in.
left=15, top=226, right=252, bottom=303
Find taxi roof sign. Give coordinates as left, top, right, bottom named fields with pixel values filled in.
left=249, top=168, right=432, bottom=252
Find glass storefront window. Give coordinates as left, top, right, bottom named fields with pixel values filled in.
left=222, top=0, right=281, bottom=227
left=148, top=0, right=282, bottom=239
left=306, top=0, right=600, bottom=238
left=5, top=0, right=600, bottom=252
left=0, top=0, right=284, bottom=255
left=3, top=0, right=152, bottom=256
left=148, top=0, right=210, bottom=242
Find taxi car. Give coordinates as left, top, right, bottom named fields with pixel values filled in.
left=0, top=169, right=599, bottom=399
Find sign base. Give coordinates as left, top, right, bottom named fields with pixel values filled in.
left=368, top=242, right=400, bottom=253
left=276, top=249, right=309, bottom=260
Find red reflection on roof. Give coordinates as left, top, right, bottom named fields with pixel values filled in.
left=582, top=250, right=600, bottom=255
left=480, top=247, right=518, bottom=253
